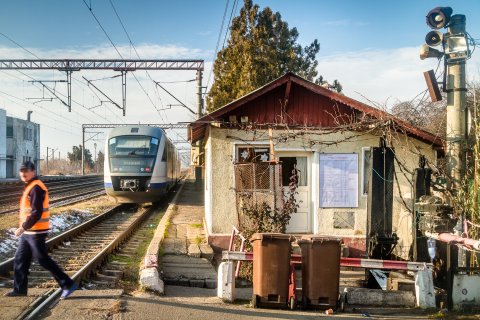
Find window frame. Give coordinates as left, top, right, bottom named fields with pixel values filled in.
left=361, top=147, right=371, bottom=196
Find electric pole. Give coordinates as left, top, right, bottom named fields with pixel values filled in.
left=82, top=127, right=85, bottom=176
left=421, top=7, right=471, bottom=309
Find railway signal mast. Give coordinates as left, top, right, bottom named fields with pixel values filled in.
left=420, top=6, right=475, bottom=309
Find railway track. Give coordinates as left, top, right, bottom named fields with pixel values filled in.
left=0, top=202, right=160, bottom=319
left=0, top=176, right=105, bottom=215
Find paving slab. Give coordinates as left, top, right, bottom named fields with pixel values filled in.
left=188, top=244, right=202, bottom=258
left=162, top=255, right=217, bottom=280
left=159, top=179, right=216, bottom=287
left=0, top=288, right=50, bottom=320
left=116, top=287, right=433, bottom=320
left=40, top=289, right=124, bottom=319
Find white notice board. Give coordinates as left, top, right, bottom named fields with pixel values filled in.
left=320, top=153, right=358, bottom=208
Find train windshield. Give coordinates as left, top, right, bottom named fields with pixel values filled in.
left=108, top=135, right=159, bottom=173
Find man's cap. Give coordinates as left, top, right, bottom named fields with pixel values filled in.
left=19, top=161, right=36, bottom=171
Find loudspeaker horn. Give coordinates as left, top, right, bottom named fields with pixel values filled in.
left=419, top=44, right=444, bottom=60
left=426, top=7, right=453, bottom=29
left=425, top=31, right=443, bottom=47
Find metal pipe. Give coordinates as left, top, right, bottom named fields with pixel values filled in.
left=425, top=231, right=480, bottom=250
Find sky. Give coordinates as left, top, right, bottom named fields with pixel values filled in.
left=0, top=0, right=480, bottom=159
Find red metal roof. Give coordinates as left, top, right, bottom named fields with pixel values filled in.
left=189, top=73, right=443, bottom=149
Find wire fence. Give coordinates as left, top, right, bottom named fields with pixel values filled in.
left=234, top=162, right=284, bottom=228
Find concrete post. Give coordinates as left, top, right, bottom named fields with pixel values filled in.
left=217, top=261, right=236, bottom=302
left=196, top=70, right=203, bottom=119
left=195, top=70, right=204, bottom=181
left=81, top=127, right=85, bottom=175
left=414, top=269, right=436, bottom=308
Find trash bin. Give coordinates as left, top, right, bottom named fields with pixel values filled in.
left=298, top=236, right=341, bottom=309
left=251, top=233, right=292, bottom=307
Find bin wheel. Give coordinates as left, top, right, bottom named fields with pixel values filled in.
left=251, top=294, right=258, bottom=308
left=338, top=292, right=347, bottom=312
left=301, top=297, right=307, bottom=310
left=289, top=296, right=295, bottom=310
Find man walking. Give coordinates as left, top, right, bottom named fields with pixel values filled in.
left=4, top=161, right=77, bottom=299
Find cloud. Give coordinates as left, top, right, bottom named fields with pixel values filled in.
left=316, top=46, right=480, bottom=109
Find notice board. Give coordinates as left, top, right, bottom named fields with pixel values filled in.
left=320, top=153, right=358, bottom=208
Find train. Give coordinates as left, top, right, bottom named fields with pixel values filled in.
left=104, top=125, right=181, bottom=203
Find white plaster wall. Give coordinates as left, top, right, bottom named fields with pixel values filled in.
left=207, top=126, right=437, bottom=259
left=0, top=109, right=6, bottom=179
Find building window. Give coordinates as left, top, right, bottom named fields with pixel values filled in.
left=279, top=157, right=308, bottom=186
left=22, top=156, right=32, bottom=163
left=236, top=146, right=270, bottom=163
left=6, top=126, right=13, bottom=138
left=23, top=127, right=33, bottom=141
left=362, top=147, right=371, bottom=195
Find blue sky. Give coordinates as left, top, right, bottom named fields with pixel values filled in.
left=1, top=1, right=479, bottom=54
left=0, top=1, right=479, bottom=158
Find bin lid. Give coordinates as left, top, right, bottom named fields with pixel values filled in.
left=250, top=233, right=293, bottom=242
left=297, top=236, right=342, bottom=245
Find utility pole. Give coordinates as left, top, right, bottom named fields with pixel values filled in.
left=46, top=147, right=49, bottom=171
left=82, top=127, right=85, bottom=176
left=195, top=70, right=204, bottom=181
left=196, top=70, right=203, bottom=119
left=420, top=7, right=471, bottom=310
left=445, top=15, right=467, bottom=194
left=94, top=142, right=97, bottom=173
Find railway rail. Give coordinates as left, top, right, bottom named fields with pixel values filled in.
left=0, top=176, right=105, bottom=215
left=0, top=202, right=159, bottom=319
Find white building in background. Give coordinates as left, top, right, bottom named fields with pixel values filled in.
left=0, top=108, right=41, bottom=179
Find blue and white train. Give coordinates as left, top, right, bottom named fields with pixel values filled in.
left=104, top=125, right=181, bottom=203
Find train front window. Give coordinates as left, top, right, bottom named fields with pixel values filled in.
left=108, top=136, right=159, bottom=173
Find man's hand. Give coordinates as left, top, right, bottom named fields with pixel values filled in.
left=15, top=227, right=25, bottom=237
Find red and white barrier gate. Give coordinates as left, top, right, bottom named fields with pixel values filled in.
left=218, top=251, right=435, bottom=308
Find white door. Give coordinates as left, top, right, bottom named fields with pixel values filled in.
left=278, top=153, right=311, bottom=233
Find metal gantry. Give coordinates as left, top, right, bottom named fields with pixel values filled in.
left=0, top=59, right=204, bottom=114
left=0, top=59, right=204, bottom=70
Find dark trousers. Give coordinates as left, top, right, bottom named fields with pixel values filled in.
left=13, top=233, right=73, bottom=294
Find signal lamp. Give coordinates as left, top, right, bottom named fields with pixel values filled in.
left=426, top=7, right=453, bottom=29
left=443, top=34, right=470, bottom=62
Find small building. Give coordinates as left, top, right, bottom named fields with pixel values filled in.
left=0, top=108, right=41, bottom=178
left=189, top=73, right=443, bottom=258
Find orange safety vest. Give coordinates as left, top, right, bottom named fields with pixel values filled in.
left=19, top=180, right=50, bottom=232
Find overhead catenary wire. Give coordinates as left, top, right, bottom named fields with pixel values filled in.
left=204, top=0, right=231, bottom=96
left=0, top=30, right=123, bottom=123
left=107, top=0, right=170, bottom=122
left=82, top=0, right=166, bottom=122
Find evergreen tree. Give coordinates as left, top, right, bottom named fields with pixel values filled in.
left=67, top=145, right=94, bottom=169
left=207, top=0, right=340, bottom=112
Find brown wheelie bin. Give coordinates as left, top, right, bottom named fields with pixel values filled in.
left=251, top=233, right=292, bottom=308
left=298, top=236, right=341, bottom=309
